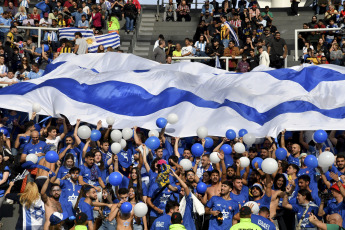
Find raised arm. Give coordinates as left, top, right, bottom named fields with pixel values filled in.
left=213, top=137, right=227, bottom=152
left=50, top=160, right=62, bottom=185
left=82, top=139, right=91, bottom=159
left=159, top=127, right=166, bottom=143
left=174, top=137, right=181, bottom=158
left=59, top=145, right=71, bottom=160
left=73, top=119, right=82, bottom=145
left=265, top=174, right=273, bottom=197
left=133, top=126, right=143, bottom=146
left=141, top=144, right=151, bottom=173
left=103, top=125, right=112, bottom=142
left=329, top=130, right=338, bottom=146
left=299, top=131, right=309, bottom=150
left=171, top=170, right=190, bottom=196
left=41, top=177, right=50, bottom=203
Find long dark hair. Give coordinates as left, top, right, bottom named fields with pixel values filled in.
left=93, top=149, right=105, bottom=171
left=102, top=185, right=116, bottom=203
left=63, top=153, right=75, bottom=168
left=298, top=189, right=312, bottom=202
left=74, top=185, right=90, bottom=211
left=129, top=186, right=143, bottom=203
left=273, top=173, right=287, bottom=191
left=129, top=167, right=143, bottom=200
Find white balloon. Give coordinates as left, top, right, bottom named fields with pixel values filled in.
left=180, top=159, right=193, bottom=171
left=261, top=158, right=278, bottom=174
left=148, top=129, right=159, bottom=137
left=167, top=113, right=179, bottom=124
left=243, top=133, right=256, bottom=146
left=119, top=139, right=127, bottom=149
left=77, top=125, right=92, bottom=139
left=244, top=201, right=260, bottom=214
left=32, top=103, right=41, bottom=113
left=111, top=143, right=121, bottom=154
left=111, top=130, right=122, bottom=142
left=197, top=126, right=208, bottom=139
left=234, top=143, right=245, bottom=154
left=106, top=116, right=115, bottom=125
left=318, top=151, right=335, bottom=168
left=122, top=128, right=133, bottom=140
left=134, top=203, right=148, bottom=218
left=210, top=152, right=220, bottom=164
left=26, top=154, right=38, bottom=164
left=254, top=138, right=265, bottom=145
left=240, top=157, right=250, bottom=168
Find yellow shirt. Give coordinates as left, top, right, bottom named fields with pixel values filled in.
left=173, top=50, right=182, bottom=57
left=7, top=32, right=14, bottom=48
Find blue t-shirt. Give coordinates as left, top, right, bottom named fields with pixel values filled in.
left=60, top=179, right=81, bottom=216
left=119, top=176, right=149, bottom=196
left=253, top=194, right=271, bottom=209
left=183, top=193, right=196, bottom=230
left=78, top=197, right=94, bottom=222
left=287, top=155, right=299, bottom=166
left=79, top=164, right=101, bottom=186
left=291, top=203, right=319, bottom=228
left=27, top=69, right=44, bottom=79
left=23, top=140, right=48, bottom=156
left=57, top=165, right=70, bottom=179
left=19, top=135, right=31, bottom=150
left=324, top=199, right=345, bottom=228
left=148, top=183, right=180, bottom=218
left=297, top=167, right=317, bottom=191
left=150, top=214, right=171, bottom=230
left=251, top=214, right=276, bottom=230
left=206, top=196, right=240, bottom=230
left=118, top=149, right=133, bottom=168
left=230, top=185, right=249, bottom=206
left=0, top=166, right=10, bottom=197
left=59, top=147, right=79, bottom=166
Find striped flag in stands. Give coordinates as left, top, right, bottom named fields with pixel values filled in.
left=58, top=27, right=94, bottom=40
left=86, top=33, right=120, bottom=53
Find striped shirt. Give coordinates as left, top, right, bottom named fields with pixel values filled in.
left=60, top=47, right=72, bottom=53
left=230, top=19, right=242, bottom=28
left=20, top=0, right=29, bottom=8
left=0, top=64, right=8, bottom=75
left=195, top=41, right=206, bottom=52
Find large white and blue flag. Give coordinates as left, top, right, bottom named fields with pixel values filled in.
left=58, top=27, right=94, bottom=40
left=0, top=53, right=345, bottom=137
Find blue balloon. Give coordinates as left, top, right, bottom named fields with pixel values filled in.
left=220, top=144, right=232, bottom=155
left=145, top=136, right=161, bottom=150
left=156, top=118, right=167, bottom=128
left=304, top=155, right=318, bottom=168
left=205, top=137, right=214, bottom=148
left=43, top=44, right=49, bottom=52
left=251, top=157, right=263, bottom=169
left=314, top=130, right=328, bottom=143
left=238, top=129, right=248, bottom=137
left=226, top=129, right=236, bottom=140
left=109, top=172, right=122, bottom=186
left=275, top=148, right=287, bottom=160
left=191, top=143, right=204, bottom=157
left=120, top=202, right=132, bottom=214
left=90, top=130, right=102, bottom=141
left=45, top=150, right=59, bottom=163
left=196, top=182, right=207, bottom=194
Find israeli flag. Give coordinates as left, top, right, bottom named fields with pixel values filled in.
left=58, top=27, right=94, bottom=40
left=87, top=33, right=120, bottom=53
left=0, top=53, right=345, bottom=138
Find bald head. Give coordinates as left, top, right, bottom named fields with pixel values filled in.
left=327, top=213, right=343, bottom=226
left=31, top=130, right=39, bottom=144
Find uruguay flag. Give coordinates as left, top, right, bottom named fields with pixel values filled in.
left=86, top=33, right=120, bottom=52
left=58, top=27, right=94, bottom=40
left=0, top=53, right=345, bottom=138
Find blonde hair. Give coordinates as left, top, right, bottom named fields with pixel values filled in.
left=19, top=6, right=27, bottom=14
left=20, top=182, right=40, bottom=209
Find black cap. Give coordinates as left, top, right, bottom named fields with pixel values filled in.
left=240, top=206, right=252, bottom=216
left=76, top=212, right=87, bottom=225
left=171, top=212, right=183, bottom=224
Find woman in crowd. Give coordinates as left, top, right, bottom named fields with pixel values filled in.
left=30, top=7, right=40, bottom=21
left=57, top=153, right=75, bottom=179
left=0, top=154, right=10, bottom=208
left=14, top=6, right=28, bottom=24
left=91, top=8, right=103, bottom=32
left=99, top=186, right=117, bottom=230
left=123, top=0, right=137, bottom=33
left=129, top=186, right=148, bottom=230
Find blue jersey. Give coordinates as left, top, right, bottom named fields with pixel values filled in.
left=118, top=149, right=133, bottom=168
left=148, top=183, right=179, bottom=218
left=120, top=176, right=149, bottom=196
left=253, top=194, right=271, bottom=209
left=251, top=214, right=276, bottom=230
left=324, top=199, right=345, bottom=228
left=287, top=155, right=299, bottom=166
left=59, top=147, right=79, bottom=166
left=57, top=166, right=70, bottom=179
left=206, top=196, right=240, bottom=230
left=230, top=186, right=249, bottom=206
left=291, top=202, right=319, bottom=228
left=59, top=179, right=81, bottom=216
left=79, top=164, right=101, bottom=186
left=297, top=167, right=317, bottom=191
left=19, top=135, right=31, bottom=150
left=150, top=214, right=171, bottom=230
left=183, top=193, right=196, bottom=230
left=0, top=166, right=10, bottom=197
left=23, top=140, right=48, bottom=155
left=78, top=197, right=94, bottom=222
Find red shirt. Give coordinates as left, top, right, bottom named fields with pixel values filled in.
left=64, top=1, right=73, bottom=8
left=132, top=0, right=141, bottom=10
left=30, top=13, right=40, bottom=21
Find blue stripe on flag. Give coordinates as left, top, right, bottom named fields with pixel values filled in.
left=2, top=78, right=345, bottom=125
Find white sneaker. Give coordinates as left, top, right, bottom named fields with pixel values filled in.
left=5, top=198, right=13, bottom=204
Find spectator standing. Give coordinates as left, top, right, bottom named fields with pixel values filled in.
left=230, top=206, right=261, bottom=230
left=261, top=6, right=273, bottom=22
left=78, top=15, right=89, bottom=29
left=268, top=32, right=288, bottom=68
left=153, top=40, right=167, bottom=64
left=74, top=32, right=88, bottom=55
left=224, top=40, right=240, bottom=71
left=181, top=38, right=193, bottom=61
left=163, top=0, right=177, bottom=22
left=249, top=4, right=260, bottom=22
left=177, top=0, right=191, bottom=22
left=258, top=46, right=270, bottom=66
left=236, top=54, right=250, bottom=72
left=123, top=0, right=137, bottom=33
left=0, top=12, right=11, bottom=43
left=91, top=8, right=103, bottom=32
left=316, top=0, right=328, bottom=15
left=329, top=42, right=343, bottom=65
left=290, top=0, right=301, bottom=16
left=195, top=35, right=208, bottom=57
left=110, top=0, right=124, bottom=20
left=107, top=13, right=120, bottom=34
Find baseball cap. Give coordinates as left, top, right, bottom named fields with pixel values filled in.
left=299, top=153, right=308, bottom=159
left=76, top=212, right=88, bottom=225
left=330, top=183, right=345, bottom=192
left=251, top=183, right=263, bottom=192
left=240, top=206, right=252, bottom=216
left=157, top=159, right=167, bottom=165
left=50, top=212, right=73, bottom=225
left=44, top=12, right=49, bottom=17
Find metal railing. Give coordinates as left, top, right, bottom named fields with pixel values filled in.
left=294, top=27, right=341, bottom=60
left=172, top=55, right=288, bottom=70
left=129, top=9, right=143, bottom=53
left=0, top=25, right=59, bottom=47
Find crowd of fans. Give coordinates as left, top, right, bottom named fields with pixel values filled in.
left=299, top=1, right=345, bottom=65
left=155, top=0, right=287, bottom=71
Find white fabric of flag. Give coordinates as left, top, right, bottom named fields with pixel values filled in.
left=0, top=53, right=345, bottom=138
left=58, top=27, right=94, bottom=40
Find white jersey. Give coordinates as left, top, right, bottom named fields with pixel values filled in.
left=22, top=198, right=45, bottom=230
left=46, top=136, right=61, bottom=149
